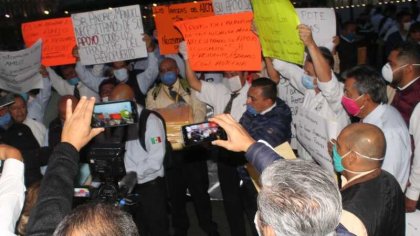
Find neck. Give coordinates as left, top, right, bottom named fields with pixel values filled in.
left=360, top=102, right=379, bottom=119
left=399, top=74, right=419, bottom=88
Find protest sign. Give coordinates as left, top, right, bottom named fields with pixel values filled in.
left=296, top=8, right=336, bottom=50
left=175, top=12, right=261, bottom=71
left=153, top=1, right=214, bottom=55
left=253, top=0, right=304, bottom=65
left=22, top=17, right=76, bottom=66
left=294, top=108, right=338, bottom=175
left=212, top=0, right=252, bottom=15
left=72, top=5, right=147, bottom=65
left=0, top=40, right=43, bottom=93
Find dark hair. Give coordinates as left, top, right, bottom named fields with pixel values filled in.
left=53, top=202, right=138, bottom=236
left=343, top=65, right=388, bottom=104
left=396, top=10, right=411, bottom=23
left=306, top=47, right=334, bottom=68
left=251, top=77, right=277, bottom=102
left=394, top=42, right=420, bottom=65
left=99, top=78, right=119, bottom=94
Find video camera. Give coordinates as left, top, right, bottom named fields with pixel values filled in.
left=88, top=143, right=137, bottom=204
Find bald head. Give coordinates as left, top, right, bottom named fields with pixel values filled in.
left=340, top=123, right=386, bottom=159
left=58, top=95, right=79, bottom=122
left=110, top=84, right=134, bottom=101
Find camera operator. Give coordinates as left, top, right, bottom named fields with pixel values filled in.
left=109, top=84, right=169, bottom=236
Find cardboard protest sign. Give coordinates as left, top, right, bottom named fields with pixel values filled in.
left=296, top=8, right=336, bottom=50
left=0, top=40, right=43, bottom=93
left=153, top=1, right=214, bottom=55
left=72, top=5, right=147, bottom=65
left=252, top=0, right=304, bottom=65
left=213, top=0, right=252, bottom=15
left=294, top=108, right=338, bottom=175
left=175, top=12, right=261, bottom=71
left=21, top=17, right=76, bottom=66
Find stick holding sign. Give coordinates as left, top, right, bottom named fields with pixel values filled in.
left=22, top=17, right=76, bottom=67
left=0, top=40, right=43, bottom=93
left=252, top=0, right=304, bottom=65
left=174, top=12, right=261, bottom=71
left=71, top=5, right=147, bottom=65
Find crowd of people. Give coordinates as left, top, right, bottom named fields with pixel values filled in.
left=0, top=2, right=419, bottom=236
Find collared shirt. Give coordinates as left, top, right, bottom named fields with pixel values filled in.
left=406, top=104, right=420, bottom=201
left=75, top=52, right=158, bottom=95
left=194, top=81, right=250, bottom=121
left=260, top=102, right=276, bottom=115
left=0, top=158, right=25, bottom=236
left=23, top=117, right=47, bottom=147
left=362, top=104, right=411, bottom=190
left=124, top=105, right=166, bottom=184
left=46, top=67, right=99, bottom=100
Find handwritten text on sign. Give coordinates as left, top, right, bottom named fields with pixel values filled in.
left=296, top=8, right=336, bottom=50
left=253, top=0, right=304, bottom=65
left=175, top=12, right=261, bottom=71
left=0, top=40, right=43, bottom=93
left=153, top=1, right=214, bottom=55
left=72, top=5, right=147, bottom=65
left=212, top=0, right=252, bottom=15
left=21, top=18, right=76, bottom=66
left=294, top=108, right=338, bottom=175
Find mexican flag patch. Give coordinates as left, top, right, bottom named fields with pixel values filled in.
left=151, top=136, right=162, bottom=144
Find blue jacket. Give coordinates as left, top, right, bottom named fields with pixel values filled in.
left=240, top=98, right=292, bottom=147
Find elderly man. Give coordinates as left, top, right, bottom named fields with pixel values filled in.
left=333, top=123, right=405, bottom=235
left=382, top=42, right=420, bottom=211
left=340, top=65, right=411, bottom=190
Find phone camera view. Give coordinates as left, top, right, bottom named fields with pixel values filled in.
left=92, top=101, right=135, bottom=128
left=183, top=122, right=226, bottom=146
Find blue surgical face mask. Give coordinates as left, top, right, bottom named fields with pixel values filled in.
left=0, top=112, right=11, bottom=128
left=246, top=104, right=258, bottom=116
left=332, top=144, right=350, bottom=173
left=301, top=74, right=315, bottom=90
left=113, top=68, right=129, bottom=82
left=67, top=77, right=80, bottom=86
left=160, top=71, right=177, bottom=86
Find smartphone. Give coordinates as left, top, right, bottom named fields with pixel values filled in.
left=181, top=121, right=227, bottom=146
left=92, top=100, right=138, bottom=128
left=74, top=187, right=90, bottom=197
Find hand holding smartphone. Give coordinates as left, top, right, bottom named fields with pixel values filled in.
left=92, top=100, right=138, bottom=128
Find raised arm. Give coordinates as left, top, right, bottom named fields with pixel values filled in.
left=179, top=41, right=202, bottom=92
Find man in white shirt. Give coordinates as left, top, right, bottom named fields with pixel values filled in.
left=341, top=65, right=411, bottom=190
left=0, top=144, right=25, bottom=236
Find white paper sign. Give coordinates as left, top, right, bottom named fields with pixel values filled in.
left=212, top=0, right=252, bottom=15
left=296, top=8, right=336, bottom=50
left=0, top=40, right=43, bottom=93
left=72, top=5, right=147, bottom=65
left=294, top=108, right=338, bottom=174
left=407, top=210, right=420, bottom=236
left=277, top=79, right=305, bottom=149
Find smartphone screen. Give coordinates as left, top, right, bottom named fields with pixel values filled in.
left=92, top=100, right=138, bottom=128
left=182, top=122, right=227, bottom=146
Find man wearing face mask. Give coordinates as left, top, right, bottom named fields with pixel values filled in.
left=384, top=10, right=412, bottom=58
left=146, top=58, right=218, bottom=236
left=45, top=64, right=99, bottom=100
left=339, top=65, right=411, bottom=190
left=382, top=42, right=420, bottom=212
left=181, top=41, right=252, bottom=235
left=337, top=21, right=359, bottom=73
left=333, top=123, right=405, bottom=236
left=270, top=24, right=350, bottom=164
left=74, top=35, right=158, bottom=105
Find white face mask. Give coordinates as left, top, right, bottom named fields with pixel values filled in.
left=403, top=22, right=411, bottom=32
left=113, top=68, right=129, bottom=82
left=381, top=62, right=408, bottom=83
left=223, top=75, right=243, bottom=92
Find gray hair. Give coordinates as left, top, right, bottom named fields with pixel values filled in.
left=258, top=159, right=342, bottom=236
left=343, top=65, right=388, bottom=104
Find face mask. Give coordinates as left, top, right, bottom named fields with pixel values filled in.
left=0, top=112, right=11, bottom=128
left=113, top=68, right=129, bottom=82
left=19, top=93, right=29, bottom=102
left=332, top=144, right=351, bottom=173
left=341, top=94, right=364, bottom=116
left=160, top=71, right=177, bottom=86
left=301, top=74, right=316, bottom=89
left=67, top=77, right=80, bottom=86
left=223, top=75, right=243, bottom=92
left=92, top=64, right=105, bottom=77
left=246, top=104, right=258, bottom=116
left=381, top=62, right=408, bottom=83
left=344, top=32, right=355, bottom=42
left=403, top=22, right=411, bottom=31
